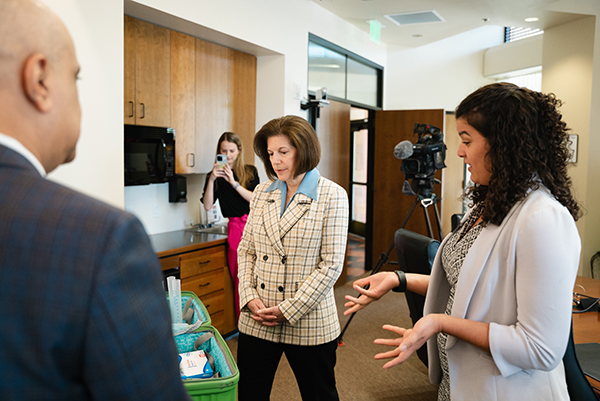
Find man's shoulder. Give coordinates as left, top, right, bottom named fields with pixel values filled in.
left=2, top=168, right=139, bottom=238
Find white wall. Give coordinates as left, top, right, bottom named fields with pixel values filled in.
left=41, top=1, right=125, bottom=208
left=384, top=25, right=504, bottom=111
left=542, top=13, right=599, bottom=275
left=483, top=35, right=543, bottom=78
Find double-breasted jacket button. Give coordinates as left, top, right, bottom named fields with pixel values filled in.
left=261, top=283, right=265, bottom=289
left=278, top=286, right=284, bottom=292
left=281, top=256, right=287, bottom=264
left=263, top=255, right=268, bottom=261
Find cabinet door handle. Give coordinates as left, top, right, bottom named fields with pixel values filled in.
left=198, top=282, right=211, bottom=288
left=198, top=260, right=210, bottom=266
left=205, top=304, right=211, bottom=309
left=129, top=101, right=134, bottom=117
left=187, top=153, right=195, bottom=168
left=140, top=103, right=145, bottom=119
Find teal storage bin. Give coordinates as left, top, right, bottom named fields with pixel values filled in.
left=169, top=291, right=239, bottom=401
left=168, top=291, right=211, bottom=327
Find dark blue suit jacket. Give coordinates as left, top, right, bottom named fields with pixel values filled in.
left=0, top=145, right=190, bottom=400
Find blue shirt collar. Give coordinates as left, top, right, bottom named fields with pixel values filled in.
left=266, top=169, right=320, bottom=215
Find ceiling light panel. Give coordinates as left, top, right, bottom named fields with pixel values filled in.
left=384, top=10, right=445, bottom=26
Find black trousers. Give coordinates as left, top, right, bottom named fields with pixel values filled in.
left=237, top=332, right=339, bottom=401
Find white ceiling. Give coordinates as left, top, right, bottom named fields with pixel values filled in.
left=309, top=0, right=588, bottom=47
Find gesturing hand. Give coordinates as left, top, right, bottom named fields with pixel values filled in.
left=343, top=272, right=399, bottom=315
left=373, top=314, right=442, bottom=369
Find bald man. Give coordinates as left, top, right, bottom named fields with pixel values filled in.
left=0, top=1, right=190, bottom=399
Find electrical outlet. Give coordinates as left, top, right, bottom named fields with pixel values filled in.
left=294, top=83, right=302, bottom=100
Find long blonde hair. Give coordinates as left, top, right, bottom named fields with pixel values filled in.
left=216, top=132, right=253, bottom=188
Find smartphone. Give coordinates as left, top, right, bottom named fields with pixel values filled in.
left=216, top=154, right=227, bottom=168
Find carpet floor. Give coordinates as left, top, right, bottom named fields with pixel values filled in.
left=226, top=272, right=439, bottom=400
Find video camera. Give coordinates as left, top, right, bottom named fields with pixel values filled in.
left=397, top=123, right=447, bottom=198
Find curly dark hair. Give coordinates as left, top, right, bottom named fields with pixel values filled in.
left=456, top=82, right=580, bottom=225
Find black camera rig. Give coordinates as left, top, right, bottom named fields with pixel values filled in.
left=401, top=123, right=447, bottom=199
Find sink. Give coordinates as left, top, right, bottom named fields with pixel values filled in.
left=185, top=224, right=228, bottom=235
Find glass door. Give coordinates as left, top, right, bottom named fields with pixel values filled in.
left=349, top=109, right=369, bottom=237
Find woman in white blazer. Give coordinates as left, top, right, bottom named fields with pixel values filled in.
left=344, top=83, right=581, bottom=400
left=236, top=115, right=349, bottom=400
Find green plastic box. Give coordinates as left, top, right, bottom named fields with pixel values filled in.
left=169, top=291, right=239, bottom=401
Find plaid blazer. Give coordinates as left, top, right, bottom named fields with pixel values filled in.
left=0, top=145, right=189, bottom=400
left=237, top=176, right=349, bottom=346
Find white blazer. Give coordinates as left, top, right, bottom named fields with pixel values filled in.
left=424, top=187, right=580, bottom=401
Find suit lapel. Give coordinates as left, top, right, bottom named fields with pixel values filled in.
left=263, top=190, right=286, bottom=257
left=279, top=193, right=313, bottom=240
left=445, top=204, right=521, bottom=349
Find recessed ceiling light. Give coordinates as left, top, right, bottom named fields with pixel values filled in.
left=525, top=17, right=539, bottom=22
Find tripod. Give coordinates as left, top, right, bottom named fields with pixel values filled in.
left=337, top=187, right=443, bottom=345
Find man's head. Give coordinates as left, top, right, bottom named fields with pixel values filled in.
left=0, top=0, right=81, bottom=173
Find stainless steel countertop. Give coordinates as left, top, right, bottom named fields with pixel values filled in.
left=149, top=229, right=227, bottom=256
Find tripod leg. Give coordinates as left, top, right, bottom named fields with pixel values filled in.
left=422, top=204, right=434, bottom=239
left=434, top=202, right=444, bottom=239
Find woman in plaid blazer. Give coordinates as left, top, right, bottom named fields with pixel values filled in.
left=237, top=116, right=349, bottom=400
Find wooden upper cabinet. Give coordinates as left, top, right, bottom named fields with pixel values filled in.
left=195, top=39, right=256, bottom=173
left=231, top=51, right=257, bottom=167
left=124, top=16, right=136, bottom=125
left=195, top=39, right=232, bottom=174
left=124, top=17, right=257, bottom=175
left=171, top=31, right=197, bottom=174
left=124, top=16, right=171, bottom=127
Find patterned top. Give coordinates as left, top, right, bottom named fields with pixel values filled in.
left=437, top=205, right=484, bottom=401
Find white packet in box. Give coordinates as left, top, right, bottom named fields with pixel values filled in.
left=179, top=350, right=214, bottom=380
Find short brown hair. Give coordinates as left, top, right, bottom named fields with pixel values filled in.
left=254, top=115, right=321, bottom=180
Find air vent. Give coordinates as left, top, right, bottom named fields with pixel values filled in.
left=384, top=10, right=445, bottom=26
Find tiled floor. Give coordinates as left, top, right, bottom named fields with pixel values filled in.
left=346, top=234, right=366, bottom=281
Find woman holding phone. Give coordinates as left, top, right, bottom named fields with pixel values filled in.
left=201, top=132, right=259, bottom=319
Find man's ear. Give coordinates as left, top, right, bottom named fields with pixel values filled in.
left=22, top=53, right=52, bottom=112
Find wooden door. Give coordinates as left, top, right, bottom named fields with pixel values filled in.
left=369, top=109, right=445, bottom=271
left=135, top=18, right=171, bottom=127
left=316, top=100, right=351, bottom=195
left=171, top=31, right=197, bottom=174
left=315, top=101, right=351, bottom=288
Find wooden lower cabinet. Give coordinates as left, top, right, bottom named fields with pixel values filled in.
left=159, top=244, right=236, bottom=335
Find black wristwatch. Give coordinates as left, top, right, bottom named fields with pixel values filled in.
left=392, top=270, right=407, bottom=293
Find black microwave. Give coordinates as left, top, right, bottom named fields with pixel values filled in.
left=124, top=124, right=175, bottom=186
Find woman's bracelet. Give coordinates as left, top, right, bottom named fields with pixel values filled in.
left=392, top=270, right=407, bottom=293
left=233, top=182, right=240, bottom=190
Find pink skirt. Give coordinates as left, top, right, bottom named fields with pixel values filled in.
left=227, top=215, right=247, bottom=319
